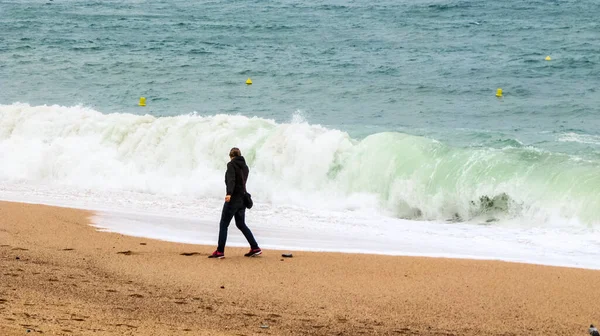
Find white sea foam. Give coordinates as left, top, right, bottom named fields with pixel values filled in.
left=1, top=103, right=600, bottom=269
left=559, top=132, right=600, bottom=146
left=1, top=103, right=598, bottom=225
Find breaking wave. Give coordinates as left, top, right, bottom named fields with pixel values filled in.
left=1, top=103, right=599, bottom=226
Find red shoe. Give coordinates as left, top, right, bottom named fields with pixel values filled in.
left=244, top=248, right=262, bottom=257
left=208, top=250, right=224, bottom=259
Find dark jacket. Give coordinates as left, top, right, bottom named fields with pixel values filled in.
left=225, top=156, right=249, bottom=205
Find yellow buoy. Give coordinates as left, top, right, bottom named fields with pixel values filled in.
left=246, top=78, right=252, bottom=85
left=139, top=97, right=146, bottom=106
left=496, top=88, right=503, bottom=97
left=545, top=56, right=551, bottom=61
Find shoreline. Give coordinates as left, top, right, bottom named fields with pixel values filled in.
left=1, top=200, right=600, bottom=335
left=2, top=195, right=597, bottom=271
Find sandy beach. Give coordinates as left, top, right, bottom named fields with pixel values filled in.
left=0, top=201, right=599, bottom=335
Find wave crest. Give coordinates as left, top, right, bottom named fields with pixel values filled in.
left=1, top=103, right=599, bottom=226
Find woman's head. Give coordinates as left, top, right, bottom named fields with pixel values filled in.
left=229, top=147, right=241, bottom=158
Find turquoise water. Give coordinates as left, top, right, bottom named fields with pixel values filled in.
left=1, top=0, right=600, bottom=226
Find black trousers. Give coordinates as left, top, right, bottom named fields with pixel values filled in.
left=217, top=202, right=259, bottom=253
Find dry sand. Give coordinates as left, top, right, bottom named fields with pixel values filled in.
left=0, top=201, right=599, bottom=335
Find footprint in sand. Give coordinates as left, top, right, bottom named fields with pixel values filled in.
left=12, top=247, right=28, bottom=251
left=180, top=252, right=202, bottom=256
left=114, top=323, right=138, bottom=329
left=117, top=251, right=135, bottom=255
left=129, top=294, right=144, bottom=298
left=62, top=248, right=75, bottom=251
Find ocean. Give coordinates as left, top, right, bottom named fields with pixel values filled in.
left=1, top=0, right=599, bottom=268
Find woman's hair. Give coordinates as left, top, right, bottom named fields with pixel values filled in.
left=229, top=147, right=241, bottom=158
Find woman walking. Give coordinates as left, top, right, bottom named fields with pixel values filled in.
left=209, top=147, right=261, bottom=259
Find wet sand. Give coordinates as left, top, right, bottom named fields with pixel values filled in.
left=0, top=201, right=598, bottom=335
